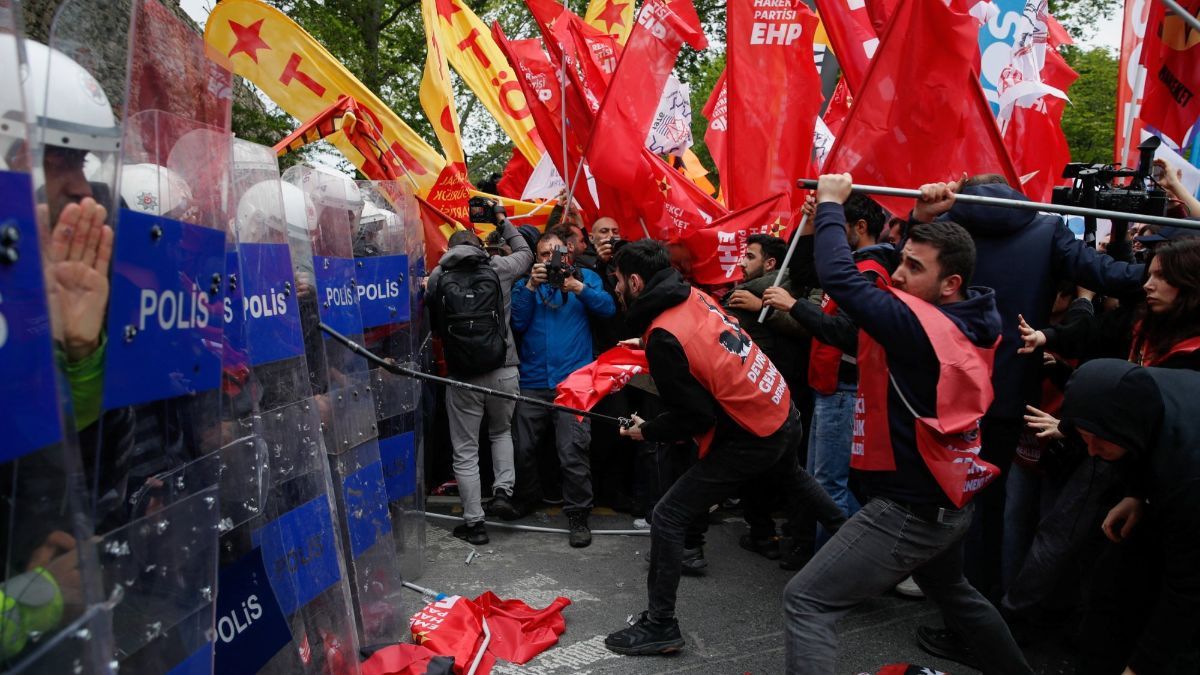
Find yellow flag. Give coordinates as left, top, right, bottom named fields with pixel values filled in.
left=420, top=0, right=466, bottom=166
left=584, top=0, right=636, bottom=45
left=430, top=0, right=542, bottom=165
left=680, top=149, right=716, bottom=196
left=205, top=0, right=447, bottom=195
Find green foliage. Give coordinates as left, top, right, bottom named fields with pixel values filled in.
left=1060, top=45, right=1119, bottom=164
left=1048, top=0, right=1121, bottom=42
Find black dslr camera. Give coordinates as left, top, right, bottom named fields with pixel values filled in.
left=1051, top=136, right=1168, bottom=219
left=544, top=245, right=577, bottom=289
left=468, top=196, right=507, bottom=225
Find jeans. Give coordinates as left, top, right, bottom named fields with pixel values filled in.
left=807, top=385, right=860, bottom=545
left=964, top=415, right=1022, bottom=600
left=446, top=366, right=519, bottom=524
left=783, top=498, right=1032, bottom=675
left=512, top=388, right=593, bottom=512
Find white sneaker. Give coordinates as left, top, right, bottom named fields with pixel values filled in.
left=632, top=518, right=650, bottom=530
left=895, top=575, right=925, bottom=598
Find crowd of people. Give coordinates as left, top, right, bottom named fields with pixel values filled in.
left=425, top=167, right=1200, bottom=674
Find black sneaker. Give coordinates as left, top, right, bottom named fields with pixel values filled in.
left=452, top=521, right=489, bottom=545
left=916, top=625, right=980, bottom=670
left=488, top=491, right=521, bottom=521
left=778, top=542, right=813, bottom=571
left=680, top=547, right=707, bottom=576
left=605, top=611, right=685, bottom=655
left=567, top=510, right=592, bottom=548
left=739, top=533, right=781, bottom=560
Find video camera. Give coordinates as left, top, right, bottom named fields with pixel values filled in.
left=544, top=245, right=578, bottom=289
left=468, top=196, right=508, bottom=225
left=1051, top=136, right=1169, bottom=218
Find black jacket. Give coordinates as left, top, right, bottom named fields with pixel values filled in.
left=942, top=184, right=1146, bottom=419
left=815, top=202, right=1003, bottom=505
left=1060, top=360, right=1200, bottom=675
left=575, top=251, right=633, bottom=352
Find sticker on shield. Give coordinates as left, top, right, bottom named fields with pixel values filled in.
left=356, top=254, right=409, bottom=328
left=102, top=209, right=226, bottom=409
left=0, top=171, right=63, bottom=460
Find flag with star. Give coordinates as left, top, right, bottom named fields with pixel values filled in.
left=676, top=192, right=790, bottom=285
left=584, top=0, right=636, bottom=45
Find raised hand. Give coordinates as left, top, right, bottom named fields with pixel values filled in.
left=43, top=198, right=112, bottom=362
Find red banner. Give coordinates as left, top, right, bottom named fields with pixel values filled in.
left=554, top=344, right=649, bottom=416
left=823, top=0, right=1018, bottom=217
left=1137, top=0, right=1200, bottom=147
left=676, top=192, right=790, bottom=285
left=1004, top=49, right=1078, bottom=202
left=813, top=0, right=881, bottom=93
left=726, top=0, right=821, bottom=224
left=1117, top=0, right=1152, bottom=162
left=702, top=70, right=728, bottom=180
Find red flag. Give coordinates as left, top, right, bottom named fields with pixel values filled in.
left=864, top=0, right=899, bottom=35
left=362, top=644, right=455, bottom=675
left=1116, top=0, right=1153, bottom=163
left=419, top=197, right=462, bottom=268
left=726, top=0, right=822, bottom=217
left=642, top=148, right=727, bottom=239
left=676, top=192, right=791, bottom=286
left=496, top=147, right=534, bottom=199
left=702, top=70, right=728, bottom=179
left=1004, top=49, right=1078, bottom=202
left=410, top=595, right=496, bottom=675
left=823, top=0, right=1019, bottom=217
left=472, top=592, right=571, bottom=664
left=585, top=0, right=706, bottom=198
left=1138, top=0, right=1200, bottom=146
left=822, top=79, right=853, bottom=137
left=813, top=0, right=881, bottom=93
left=555, top=345, right=650, bottom=413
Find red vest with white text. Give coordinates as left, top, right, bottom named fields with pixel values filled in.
left=808, top=258, right=892, bottom=395
left=850, top=286, right=1000, bottom=507
left=646, top=287, right=791, bottom=457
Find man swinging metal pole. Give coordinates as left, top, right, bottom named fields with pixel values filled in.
left=318, top=322, right=634, bottom=427
left=795, top=179, right=1200, bottom=232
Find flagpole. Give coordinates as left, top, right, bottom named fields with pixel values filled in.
left=1162, top=0, right=1200, bottom=33
left=757, top=212, right=809, bottom=324
left=638, top=216, right=652, bottom=239
left=561, top=1, right=572, bottom=212
left=795, top=179, right=1200, bottom=231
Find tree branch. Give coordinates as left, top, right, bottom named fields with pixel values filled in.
left=381, top=0, right=418, bottom=29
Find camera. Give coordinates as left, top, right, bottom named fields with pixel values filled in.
left=468, top=196, right=507, bottom=225
left=1051, top=136, right=1168, bottom=218
left=544, top=245, right=577, bottom=289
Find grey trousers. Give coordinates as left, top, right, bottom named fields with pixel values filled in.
left=783, top=498, right=1032, bottom=675
left=446, top=365, right=519, bottom=524
left=512, top=388, right=593, bottom=512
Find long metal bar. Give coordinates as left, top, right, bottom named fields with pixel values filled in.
left=796, top=179, right=1200, bottom=231
left=318, top=322, right=631, bottom=426
left=758, top=212, right=809, bottom=323
left=1162, top=0, right=1200, bottom=33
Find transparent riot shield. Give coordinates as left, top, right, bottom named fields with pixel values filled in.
left=283, top=164, right=406, bottom=649
left=356, top=180, right=426, bottom=581
left=214, top=139, right=360, bottom=674
left=0, top=5, right=111, bottom=672
left=43, top=0, right=232, bottom=670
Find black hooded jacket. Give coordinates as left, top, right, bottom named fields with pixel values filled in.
left=943, top=184, right=1146, bottom=419
left=1060, top=359, right=1200, bottom=675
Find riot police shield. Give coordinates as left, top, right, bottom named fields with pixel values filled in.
left=282, top=164, right=406, bottom=648
left=44, top=0, right=230, bottom=670
left=0, top=5, right=111, bottom=672
left=356, top=180, right=426, bottom=581
left=216, top=139, right=361, bottom=674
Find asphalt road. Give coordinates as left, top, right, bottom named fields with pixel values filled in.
left=411, top=500, right=1077, bottom=675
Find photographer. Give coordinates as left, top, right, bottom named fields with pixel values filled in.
left=426, top=202, right=533, bottom=545
left=508, top=229, right=615, bottom=547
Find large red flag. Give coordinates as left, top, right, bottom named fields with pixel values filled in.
left=585, top=0, right=706, bottom=197
left=676, top=192, right=791, bottom=286
left=410, top=595, right=496, bottom=675
left=1004, top=49, right=1079, bottom=202
left=472, top=592, right=570, bottom=665
left=1138, top=0, right=1200, bottom=147
left=726, top=0, right=822, bottom=218
left=642, top=148, right=727, bottom=238
left=702, top=70, right=728, bottom=180
left=1116, top=0, right=1153, bottom=163
left=813, top=0, right=881, bottom=93
left=823, top=0, right=1019, bottom=217
left=555, top=345, right=650, bottom=413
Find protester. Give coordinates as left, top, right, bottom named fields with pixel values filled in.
left=781, top=173, right=1030, bottom=675
left=1058, top=359, right=1200, bottom=675
left=603, top=239, right=844, bottom=656
left=507, top=230, right=615, bottom=547
left=1128, top=237, right=1200, bottom=368
left=426, top=216, right=532, bottom=545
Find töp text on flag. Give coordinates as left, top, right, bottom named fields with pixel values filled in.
left=676, top=192, right=791, bottom=286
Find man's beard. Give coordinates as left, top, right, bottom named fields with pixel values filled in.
left=618, top=286, right=636, bottom=312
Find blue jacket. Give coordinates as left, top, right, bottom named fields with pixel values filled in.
left=944, top=183, right=1146, bottom=419
left=511, top=267, right=616, bottom=389
left=815, top=202, right=1003, bottom=505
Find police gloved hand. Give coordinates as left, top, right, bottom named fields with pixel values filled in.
left=42, top=198, right=112, bottom=362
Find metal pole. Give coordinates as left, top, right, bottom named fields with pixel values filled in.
left=757, top=212, right=809, bottom=323
left=1162, top=0, right=1200, bottom=33
left=424, top=511, right=649, bottom=536
left=795, top=179, right=1200, bottom=231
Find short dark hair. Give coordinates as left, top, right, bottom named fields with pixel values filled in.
left=746, top=233, right=787, bottom=268
left=547, top=226, right=574, bottom=245
left=844, top=194, right=886, bottom=241
left=908, top=220, right=976, bottom=286
left=962, top=173, right=1009, bottom=188
left=448, top=229, right=483, bottom=249
left=538, top=229, right=565, bottom=247
left=614, top=239, right=671, bottom=282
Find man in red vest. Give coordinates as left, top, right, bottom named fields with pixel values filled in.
left=602, top=239, right=845, bottom=657
left=781, top=174, right=1031, bottom=674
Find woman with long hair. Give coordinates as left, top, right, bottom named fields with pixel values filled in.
left=1130, top=237, right=1200, bottom=369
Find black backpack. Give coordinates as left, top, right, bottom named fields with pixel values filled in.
left=432, top=257, right=507, bottom=376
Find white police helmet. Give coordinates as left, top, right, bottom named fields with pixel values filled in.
left=120, top=163, right=192, bottom=218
